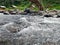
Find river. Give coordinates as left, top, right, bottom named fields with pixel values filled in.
left=0, top=15, right=60, bottom=45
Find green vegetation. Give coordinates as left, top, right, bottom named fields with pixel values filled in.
left=42, top=0, right=60, bottom=10
left=0, top=0, right=60, bottom=10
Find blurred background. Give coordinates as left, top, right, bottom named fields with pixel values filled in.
left=0, top=0, right=60, bottom=11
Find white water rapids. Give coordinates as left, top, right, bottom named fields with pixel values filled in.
left=0, top=15, right=60, bottom=45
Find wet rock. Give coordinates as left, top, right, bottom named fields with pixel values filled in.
left=24, top=8, right=31, bottom=13
left=49, top=10, right=58, bottom=15
left=0, top=10, right=5, bottom=13
left=57, top=10, right=60, bottom=15
left=44, top=14, right=53, bottom=17
left=0, top=6, right=6, bottom=9
left=30, top=11, right=39, bottom=15
left=10, top=11, right=17, bottom=15
left=0, top=6, right=6, bottom=13
left=37, top=11, right=43, bottom=15
left=9, top=10, right=17, bottom=15
left=19, top=12, right=27, bottom=15
left=56, top=15, right=60, bottom=18
left=3, top=11, right=9, bottom=15
left=56, top=10, right=60, bottom=18
left=53, top=15, right=57, bottom=18
left=11, top=5, right=17, bottom=8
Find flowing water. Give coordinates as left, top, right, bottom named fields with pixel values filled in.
left=0, top=15, right=60, bottom=45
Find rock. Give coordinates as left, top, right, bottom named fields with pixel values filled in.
left=24, top=8, right=31, bottom=13
left=11, top=5, right=17, bottom=8
left=3, top=11, right=9, bottom=15
left=10, top=11, right=17, bottom=15
left=44, top=14, right=53, bottom=17
left=53, top=15, right=57, bottom=18
left=0, top=6, right=6, bottom=9
left=46, top=10, right=58, bottom=17
left=56, top=15, right=60, bottom=18
left=38, top=11, right=44, bottom=15
left=48, top=11, right=57, bottom=15
left=30, top=11, right=38, bottom=15
left=19, top=12, right=27, bottom=15
left=9, top=10, right=17, bottom=15
left=57, top=10, right=60, bottom=15
left=0, top=10, right=5, bottom=13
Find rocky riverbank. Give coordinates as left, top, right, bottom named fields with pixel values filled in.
left=0, top=15, right=60, bottom=45
left=0, top=9, right=60, bottom=18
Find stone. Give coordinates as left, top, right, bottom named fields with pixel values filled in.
left=44, top=14, right=53, bottom=17
left=56, top=15, right=60, bottom=18
left=0, top=10, right=5, bottom=13
left=0, top=6, right=6, bottom=9
left=3, top=11, right=9, bottom=15
left=24, top=8, right=31, bottom=13
left=38, top=11, right=44, bottom=16
left=19, top=12, right=27, bottom=15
